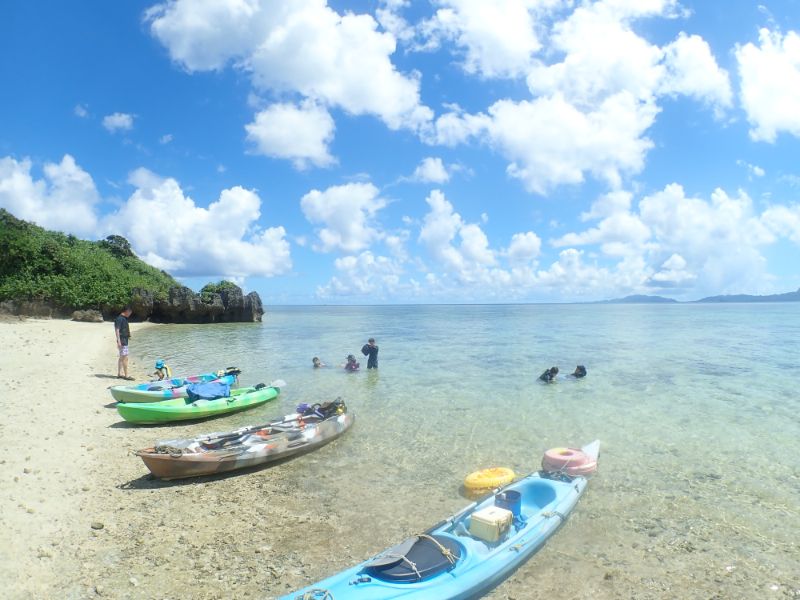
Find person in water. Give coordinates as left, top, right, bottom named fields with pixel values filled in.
left=312, top=357, right=326, bottom=368
left=539, top=366, right=559, bottom=383
left=152, top=359, right=172, bottom=380
left=361, top=337, right=379, bottom=369
left=571, top=365, right=587, bottom=378
left=344, top=354, right=360, bottom=372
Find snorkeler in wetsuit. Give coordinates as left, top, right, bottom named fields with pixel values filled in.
left=539, top=366, right=559, bottom=382
left=571, top=365, right=587, bottom=378
left=361, top=337, right=379, bottom=369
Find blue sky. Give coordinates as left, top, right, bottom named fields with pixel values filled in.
left=1, top=1, right=799, bottom=304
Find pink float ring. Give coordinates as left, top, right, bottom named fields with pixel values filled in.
left=542, top=447, right=597, bottom=476
left=561, top=460, right=598, bottom=477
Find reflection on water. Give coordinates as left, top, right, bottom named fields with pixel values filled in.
left=133, top=303, right=800, bottom=596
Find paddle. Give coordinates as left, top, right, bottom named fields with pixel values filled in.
left=200, top=418, right=300, bottom=449
left=197, top=380, right=293, bottom=447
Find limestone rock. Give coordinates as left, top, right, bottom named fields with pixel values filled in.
left=71, top=309, right=103, bottom=323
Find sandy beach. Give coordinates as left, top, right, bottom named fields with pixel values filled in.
left=0, top=318, right=375, bottom=600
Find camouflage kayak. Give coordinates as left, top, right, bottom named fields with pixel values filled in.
left=136, top=399, right=353, bottom=479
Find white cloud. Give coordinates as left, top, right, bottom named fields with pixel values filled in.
left=736, top=28, right=800, bottom=142
left=102, top=112, right=134, bottom=133
left=483, top=93, right=659, bottom=194
left=650, top=253, right=695, bottom=285
left=148, top=0, right=432, bottom=133
left=418, top=0, right=547, bottom=79
left=106, top=169, right=291, bottom=278
left=74, top=104, right=88, bottom=118
left=0, top=154, right=100, bottom=236
left=411, top=157, right=450, bottom=183
left=533, top=248, right=614, bottom=295
left=245, top=101, right=336, bottom=169
left=761, top=204, right=800, bottom=244
left=506, top=231, right=542, bottom=263
left=300, top=182, right=387, bottom=253
left=553, top=190, right=651, bottom=255
left=376, top=0, right=415, bottom=44
left=418, top=189, right=465, bottom=271
left=660, top=33, right=733, bottom=115
left=316, top=251, right=407, bottom=298
left=425, top=0, right=729, bottom=195
left=737, top=160, right=765, bottom=179
left=384, top=231, right=410, bottom=260
left=526, top=1, right=666, bottom=105
left=418, top=189, right=498, bottom=282
left=159, top=133, right=174, bottom=144
left=548, top=184, right=784, bottom=296
left=429, top=107, right=491, bottom=146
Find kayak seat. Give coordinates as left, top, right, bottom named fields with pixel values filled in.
left=363, top=534, right=462, bottom=582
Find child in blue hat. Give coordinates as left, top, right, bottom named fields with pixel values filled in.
left=152, top=359, right=171, bottom=380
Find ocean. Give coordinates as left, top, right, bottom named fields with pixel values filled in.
left=132, top=303, right=799, bottom=598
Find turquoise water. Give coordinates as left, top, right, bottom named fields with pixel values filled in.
left=133, top=304, right=799, bottom=596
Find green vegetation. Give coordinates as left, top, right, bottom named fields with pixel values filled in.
left=200, top=280, right=241, bottom=302
left=0, top=209, right=179, bottom=311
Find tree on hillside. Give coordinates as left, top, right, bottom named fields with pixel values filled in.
left=100, top=235, right=135, bottom=258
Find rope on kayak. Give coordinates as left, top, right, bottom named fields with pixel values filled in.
left=541, top=510, right=566, bottom=522
left=296, top=589, right=333, bottom=600
left=416, top=534, right=458, bottom=565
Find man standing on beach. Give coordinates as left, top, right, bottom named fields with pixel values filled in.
left=115, top=306, right=133, bottom=380
left=361, top=337, right=379, bottom=369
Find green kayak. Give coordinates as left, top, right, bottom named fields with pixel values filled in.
left=116, top=385, right=280, bottom=424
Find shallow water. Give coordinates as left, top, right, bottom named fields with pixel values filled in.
left=133, top=304, right=800, bottom=598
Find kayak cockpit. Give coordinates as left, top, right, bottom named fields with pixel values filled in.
left=362, top=534, right=464, bottom=582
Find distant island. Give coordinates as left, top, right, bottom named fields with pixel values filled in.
left=600, top=289, right=800, bottom=304
left=596, top=294, right=678, bottom=304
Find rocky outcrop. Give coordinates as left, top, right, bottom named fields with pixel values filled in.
left=0, top=299, right=72, bottom=318
left=130, top=285, right=263, bottom=324
left=1, top=285, right=264, bottom=324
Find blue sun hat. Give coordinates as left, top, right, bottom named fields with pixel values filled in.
left=155, top=359, right=165, bottom=369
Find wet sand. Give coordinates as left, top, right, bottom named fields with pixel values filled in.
left=2, top=317, right=798, bottom=599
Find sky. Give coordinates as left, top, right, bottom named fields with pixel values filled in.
left=1, top=1, right=799, bottom=305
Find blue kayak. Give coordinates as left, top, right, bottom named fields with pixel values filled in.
left=281, top=440, right=600, bottom=600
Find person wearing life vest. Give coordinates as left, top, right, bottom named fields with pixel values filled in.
left=343, top=354, right=360, bottom=372
left=152, top=359, right=172, bottom=380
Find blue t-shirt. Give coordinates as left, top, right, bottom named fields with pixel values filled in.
left=114, top=314, right=130, bottom=343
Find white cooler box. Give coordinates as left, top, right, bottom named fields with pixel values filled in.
left=468, top=506, right=513, bottom=542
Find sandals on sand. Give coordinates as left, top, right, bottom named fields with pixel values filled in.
left=118, top=375, right=135, bottom=381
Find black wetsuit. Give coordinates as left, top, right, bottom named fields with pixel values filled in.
left=362, top=343, right=379, bottom=369
left=539, top=369, right=556, bottom=382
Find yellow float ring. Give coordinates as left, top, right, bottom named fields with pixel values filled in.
left=464, top=467, right=516, bottom=491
